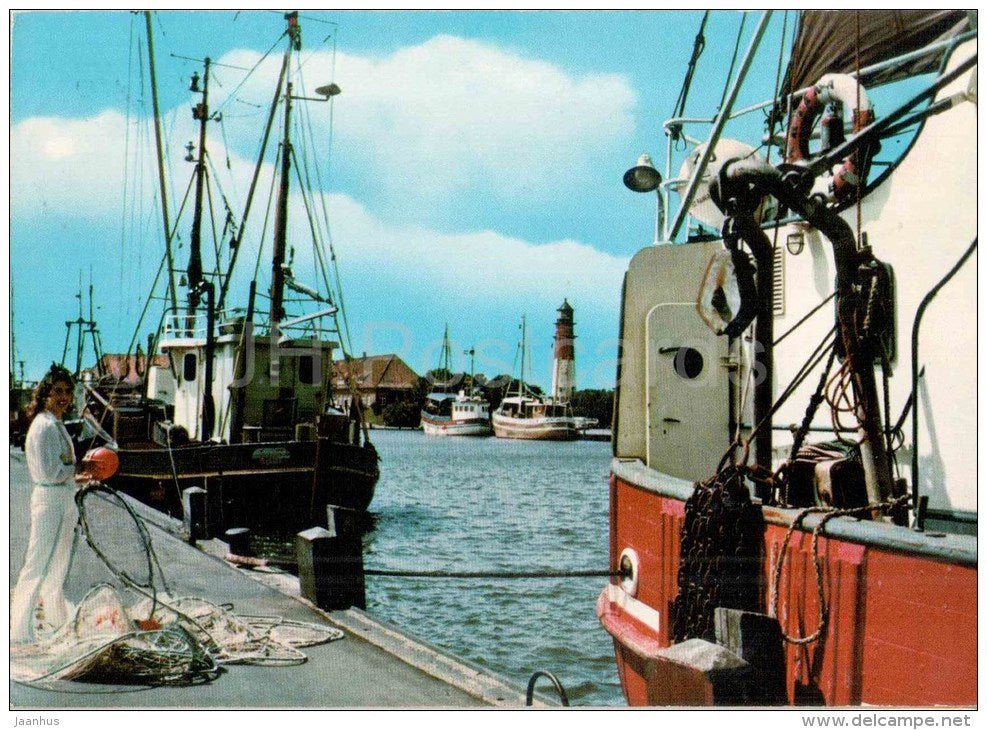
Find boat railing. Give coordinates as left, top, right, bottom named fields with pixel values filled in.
left=160, top=306, right=340, bottom=343
left=659, top=18, right=977, bottom=242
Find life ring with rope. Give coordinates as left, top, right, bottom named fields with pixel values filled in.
left=785, top=73, right=879, bottom=202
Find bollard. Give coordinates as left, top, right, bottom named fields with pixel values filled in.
left=182, top=486, right=208, bottom=543
left=295, top=505, right=366, bottom=611
left=224, top=527, right=252, bottom=557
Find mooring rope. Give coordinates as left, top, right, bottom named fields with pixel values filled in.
left=223, top=553, right=622, bottom=580
left=364, top=568, right=624, bottom=579
left=769, top=494, right=910, bottom=645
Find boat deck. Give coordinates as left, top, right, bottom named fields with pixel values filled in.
left=8, top=449, right=537, bottom=709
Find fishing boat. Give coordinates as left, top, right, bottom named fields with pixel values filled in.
left=82, top=12, right=378, bottom=534
left=596, top=11, right=976, bottom=706
left=492, top=308, right=580, bottom=441
left=420, top=326, right=491, bottom=436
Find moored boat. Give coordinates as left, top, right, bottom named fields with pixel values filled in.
left=597, top=10, right=976, bottom=706
left=421, top=325, right=492, bottom=436
left=492, top=305, right=581, bottom=441
left=81, top=13, right=379, bottom=534
left=421, top=392, right=492, bottom=436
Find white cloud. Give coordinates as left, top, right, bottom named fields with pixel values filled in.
left=317, top=192, right=627, bottom=299
left=11, top=112, right=130, bottom=216
left=330, top=35, right=636, bottom=209
left=12, top=35, right=637, bottom=223
left=10, top=35, right=633, bottom=386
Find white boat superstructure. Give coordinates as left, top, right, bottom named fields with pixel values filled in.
left=421, top=391, right=492, bottom=436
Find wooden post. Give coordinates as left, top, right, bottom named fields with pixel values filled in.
left=295, top=505, right=366, bottom=611
left=224, top=527, right=252, bottom=557
left=204, top=474, right=223, bottom=539
left=182, top=486, right=208, bottom=543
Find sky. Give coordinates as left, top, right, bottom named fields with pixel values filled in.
left=8, top=9, right=796, bottom=391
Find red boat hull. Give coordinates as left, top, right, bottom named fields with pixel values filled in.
left=598, top=467, right=977, bottom=706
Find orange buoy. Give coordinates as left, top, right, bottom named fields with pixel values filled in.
left=82, top=447, right=120, bottom=481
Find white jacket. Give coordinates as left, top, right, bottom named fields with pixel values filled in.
left=25, top=411, right=76, bottom=486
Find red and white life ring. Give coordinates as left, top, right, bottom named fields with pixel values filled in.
left=785, top=73, right=877, bottom=201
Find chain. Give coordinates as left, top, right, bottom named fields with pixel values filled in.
left=672, top=466, right=762, bottom=643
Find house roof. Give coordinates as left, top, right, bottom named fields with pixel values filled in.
left=333, top=354, right=419, bottom=391
left=97, top=353, right=170, bottom=384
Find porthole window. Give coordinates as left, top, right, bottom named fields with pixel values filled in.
left=673, top=347, right=704, bottom=380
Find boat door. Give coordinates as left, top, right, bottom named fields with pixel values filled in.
left=645, top=303, right=730, bottom=480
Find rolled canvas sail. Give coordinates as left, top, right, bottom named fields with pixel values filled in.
left=784, top=10, right=972, bottom=93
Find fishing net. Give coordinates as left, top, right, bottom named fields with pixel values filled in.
left=12, top=483, right=345, bottom=688
left=11, top=584, right=344, bottom=686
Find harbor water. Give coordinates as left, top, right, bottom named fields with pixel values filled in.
left=358, top=429, right=622, bottom=706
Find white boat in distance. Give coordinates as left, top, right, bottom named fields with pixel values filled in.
left=421, top=391, right=492, bottom=436
left=492, top=394, right=578, bottom=441
left=492, top=305, right=582, bottom=441
left=420, top=326, right=492, bottom=436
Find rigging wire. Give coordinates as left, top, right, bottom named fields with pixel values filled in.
left=250, top=147, right=282, bottom=287
left=291, top=146, right=335, bottom=307
left=121, top=15, right=137, bottom=296
left=205, top=160, right=222, bottom=279
left=765, top=10, right=790, bottom=165
left=289, top=61, right=374, bottom=437
left=773, top=291, right=836, bottom=347
left=295, top=70, right=356, bottom=354
left=670, top=10, right=709, bottom=144
left=717, top=12, right=748, bottom=113
left=212, top=32, right=286, bottom=118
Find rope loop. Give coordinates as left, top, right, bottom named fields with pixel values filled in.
left=769, top=495, right=910, bottom=645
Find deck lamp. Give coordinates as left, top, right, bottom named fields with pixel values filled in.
left=315, top=83, right=342, bottom=98
left=623, top=154, right=664, bottom=245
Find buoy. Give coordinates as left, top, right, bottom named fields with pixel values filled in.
left=82, top=447, right=120, bottom=481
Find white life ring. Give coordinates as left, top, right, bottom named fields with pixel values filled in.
left=785, top=74, right=877, bottom=201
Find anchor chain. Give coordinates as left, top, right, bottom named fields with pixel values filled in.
left=671, top=466, right=763, bottom=643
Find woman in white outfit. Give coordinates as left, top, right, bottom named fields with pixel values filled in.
left=10, top=365, right=88, bottom=643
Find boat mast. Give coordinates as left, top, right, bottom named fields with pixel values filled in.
left=187, top=57, right=212, bottom=324
left=519, top=315, right=527, bottom=397
left=60, top=277, right=102, bottom=378
left=185, top=56, right=219, bottom=439
left=270, top=77, right=293, bottom=329
left=270, top=12, right=303, bottom=330
left=144, top=11, right=178, bottom=315
left=466, top=345, right=476, bottom=395
left=439, top=323, right=452, bottom=390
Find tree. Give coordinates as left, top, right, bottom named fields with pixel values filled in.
left=480, top=376, right=543, bottom=410
left=570, top=389, right=614, bottom=429
left=381, top=400, right=421, bottom=428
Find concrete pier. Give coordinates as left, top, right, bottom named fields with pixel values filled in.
left=8, top=449, right=539, bottom=708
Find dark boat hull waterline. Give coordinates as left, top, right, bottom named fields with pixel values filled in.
left=107, top=439, right=379, bottom=534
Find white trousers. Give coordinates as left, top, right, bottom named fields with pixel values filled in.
left=10, top=485, right=78, bottom=643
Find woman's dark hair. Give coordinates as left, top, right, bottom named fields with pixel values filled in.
left=28, top=364, right=75, bottom=420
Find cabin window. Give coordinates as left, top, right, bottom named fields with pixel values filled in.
left=299, top=355, right=317, bottom=385
left=673, top=348, right=704, bottom=380
left=182, top=352, right=198, bottom=382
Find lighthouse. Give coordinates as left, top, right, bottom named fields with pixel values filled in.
left=551, top=299, right=575, bottom=403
